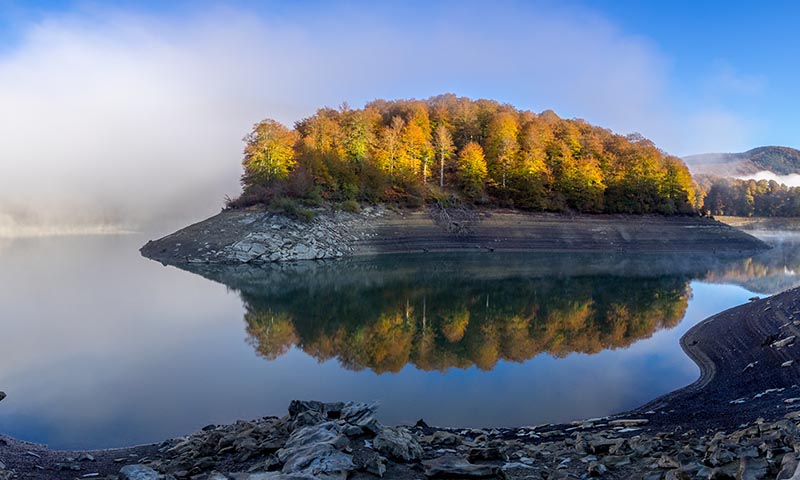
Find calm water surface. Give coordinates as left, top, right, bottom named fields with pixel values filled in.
left=0, top=232, right=797, bottom=449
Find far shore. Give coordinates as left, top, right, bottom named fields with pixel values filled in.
left=717, top=215, right=800, bottom=232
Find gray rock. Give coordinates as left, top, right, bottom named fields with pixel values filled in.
left=340, top=401, right=380, bottom=434
left=777, top=453, right=799, bottom=479
left=281, top=443, right=353, bottom=480
left=587, top=460, right=607, bottom=477
left=364, top=454, right=387, bottom=477
left=119, top=464, right=162, bottom=480
left=608, top=418, right=648, bottom=427
left=422, top=454, right=501, bottom=478
left=288, top=400, right=344, bottom=419
left=431, top=431, right=462, bottom=446
left=468, top=447, right=506, bottom=462
left=291, top=411, right=326, bottom=430
left=232, top=474, right=318, bottom=480
left=373, top=426, right=423, bottom=462
left=737, top=456, right=768, bottom=480
left=276, top=422, right=354, bottom=480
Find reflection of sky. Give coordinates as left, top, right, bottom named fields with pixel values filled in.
left=0, top=237, right=757, bottom=449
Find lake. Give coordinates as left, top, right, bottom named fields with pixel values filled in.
left=0, top=231, right=797, bottom=450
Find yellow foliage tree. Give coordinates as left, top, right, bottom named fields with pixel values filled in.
left=457, top=141, right=488, bottom=198
left=242, top=119, right=298, bottom=184
left=485, top=111, right=520, bottom=189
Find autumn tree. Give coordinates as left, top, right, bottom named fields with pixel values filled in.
left=340, top=107, right=374, bottom=164
left=432, top=125, right=455, bottom=187
left=485, top=111, right=520, bottom=189
left=377, top=116, right=406, bottom=175
left=401, top=120, right=432, bottom=182
left=457, top=142, right=488, bottom=199
left=242, top=119, right=298, bottom=185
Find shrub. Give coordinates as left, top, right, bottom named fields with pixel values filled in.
left=341, top=199, right=361, bottom=213
left=271, top=197, right=315, bottom=222
left=226, top=184, right=280, bottom=209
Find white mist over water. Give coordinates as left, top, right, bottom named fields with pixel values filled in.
left=738, top=170, right=800, bottom=187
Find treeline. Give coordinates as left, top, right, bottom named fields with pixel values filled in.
left=697, top=175, right=800, bottom=217
left=229, top=94, right=697, bottom=215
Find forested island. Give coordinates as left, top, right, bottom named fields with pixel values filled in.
left=227, top=94, right=697, bottom=216
left=141, top=95, right=768, bottom=265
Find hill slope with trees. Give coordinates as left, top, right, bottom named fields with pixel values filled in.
left=228, top=94, right=697, bottom=216
left=685, top=146, right=800, bottom=177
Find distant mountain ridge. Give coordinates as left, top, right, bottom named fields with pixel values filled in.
left=684, top=146, right=800, bottom=177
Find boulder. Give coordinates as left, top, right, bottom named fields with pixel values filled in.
left=777, top=454, right=799, bottom=479
left=422, top=455, right=501, bottom=478
left=276, top=422, right=354, bottom=480
left=737, top=456, right=768, bottom=480
left=281, top=443, right=353, bottom=480
left=431, top=431, right=462, bottom=446
left=340, top=401, right=380, bottom=434
left=119, top=464, right=163, bottom=480
left=468, top=447, right=506, bottom=462
left=373, top=426, right=424, bottom=462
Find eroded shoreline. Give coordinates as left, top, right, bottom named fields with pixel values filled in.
left=140, top=206, right=768, bottom=265
left=4, top=286, right=800, bottom=478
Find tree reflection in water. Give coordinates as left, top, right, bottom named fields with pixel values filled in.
left=180, top=251, right=721, bottom=373
left=242, top=275, right=690, bottom=373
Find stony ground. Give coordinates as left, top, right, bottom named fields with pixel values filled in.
left=7, top=397, right=800, bottom=480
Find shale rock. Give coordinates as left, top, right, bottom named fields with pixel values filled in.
left=422, top=454, right=501, bottom=478
left=119, top=464, right=163, bottom=480
left=373, top=426, right=423, bottom=462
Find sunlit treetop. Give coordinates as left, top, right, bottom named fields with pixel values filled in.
left=231, top=94, right=697, bottom=215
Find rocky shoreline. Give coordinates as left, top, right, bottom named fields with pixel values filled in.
left=6, top=286, right=800, bottom=479
left=140, top=206, right=768, bottom=265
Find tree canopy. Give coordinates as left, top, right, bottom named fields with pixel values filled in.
left=696, top=175, right=800, bottom=217
left=230, top=94, right=697, bottom=215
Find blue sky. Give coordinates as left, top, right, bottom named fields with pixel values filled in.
left=587, top=0, right=796, bottom=150
left=1, top=0, right=794, bottom=153
left=0, top=0, right=797, bottom=228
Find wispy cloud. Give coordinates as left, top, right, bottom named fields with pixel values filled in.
left=685, top=109, right=759, bottom=154
left=708, top=60, right=767, bottom=97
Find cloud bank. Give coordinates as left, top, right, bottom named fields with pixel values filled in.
left=739, top=171, right=800, bottom=188
left=0, top=2, right=746, bottom=234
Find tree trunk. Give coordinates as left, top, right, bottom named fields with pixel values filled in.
left=439, top=152, right=445, bottom=187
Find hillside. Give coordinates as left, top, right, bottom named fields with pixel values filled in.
left=684, top=146, right=800, bottom=177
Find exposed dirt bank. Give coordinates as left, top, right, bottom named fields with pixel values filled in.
left=140, top=206, right=768, bottom=265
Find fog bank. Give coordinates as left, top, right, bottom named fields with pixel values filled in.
left=0, top=2, right=738, bottom=235
left=738, top=171, right=800, bottom=188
